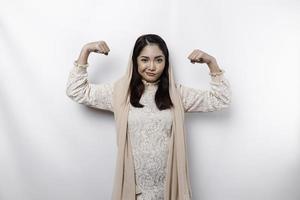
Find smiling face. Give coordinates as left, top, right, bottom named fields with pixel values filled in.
left=137, top=44, right=166, bottom=83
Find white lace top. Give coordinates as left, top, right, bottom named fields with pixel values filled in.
left=66, top=64, right=231, bottom=200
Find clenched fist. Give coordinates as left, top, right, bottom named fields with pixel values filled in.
left=83, top=41, right=110, bottom=55
left=187, top=49, right=215, bottom=64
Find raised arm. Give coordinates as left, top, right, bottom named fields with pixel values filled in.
left=65, top=41, right=114, bottom=112
left=177, top=72, right=231, bottom=112
left=177, top=49, right=232, bottom=112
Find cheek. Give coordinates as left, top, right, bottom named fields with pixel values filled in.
left=158, top=63, right=166, bottom=73
left=137, top=64, right=146, bottom=74
left=139, top=62, right=148, bottom=70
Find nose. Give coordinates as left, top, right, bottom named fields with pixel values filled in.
left=148, top=61, right=156, bottom=70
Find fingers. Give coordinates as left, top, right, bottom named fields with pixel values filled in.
left=96, top=41, right=110, bottom=55
left=103, top=42, right=110, bottom=52
left=188, top=49, right=204, bottom=63
left=187, top=50, right=196, bottom=60
left=188, top=50, right=197, bottom=61
left=101, top=41, right=110, bottom=54
left=188, top=49, right=200, bottom=63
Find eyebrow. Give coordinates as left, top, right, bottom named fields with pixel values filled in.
left=140, top=55, right=164, bottom=58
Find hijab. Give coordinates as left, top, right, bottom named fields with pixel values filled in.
left=111, top=47, right=193, bottom=200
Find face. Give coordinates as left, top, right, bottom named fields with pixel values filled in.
left=137, top=44, right=166, bottom=83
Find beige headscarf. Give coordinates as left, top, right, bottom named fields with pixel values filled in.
left=111, top=47, right=193, bottom=200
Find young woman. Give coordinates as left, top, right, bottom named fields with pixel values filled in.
left=66, top=34, right=231, bottom=200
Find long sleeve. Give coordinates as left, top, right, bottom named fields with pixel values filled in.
left=65, top=64, right=114, bottom=112
left=177, top=73, right=232, bottom=113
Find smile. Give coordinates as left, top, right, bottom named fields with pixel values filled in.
left=146, top=72, right=156, bottom=76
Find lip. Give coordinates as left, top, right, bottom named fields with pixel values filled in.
left=146, top=72, right=156, bottom=76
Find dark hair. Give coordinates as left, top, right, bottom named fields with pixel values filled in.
left=129, top=34, right=173, bottom=110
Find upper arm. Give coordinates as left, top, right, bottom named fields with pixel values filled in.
left=177, top=74, right=231, bottom=112
left=66, top=65, right=114, bottom=112
left=82, top=82, right=114, bottom=112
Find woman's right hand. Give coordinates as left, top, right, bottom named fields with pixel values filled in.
left=83, top=41, right=110, bottom=55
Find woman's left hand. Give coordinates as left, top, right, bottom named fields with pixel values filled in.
left=187, top=49, right=215, bottom=65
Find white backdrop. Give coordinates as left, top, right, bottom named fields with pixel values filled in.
left=0, top=0, right=299, bottom=200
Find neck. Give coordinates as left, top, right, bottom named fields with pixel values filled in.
left=141, top=78, right=160, bottom=86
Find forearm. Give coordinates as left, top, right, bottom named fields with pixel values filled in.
left=207, top=58, right=222, bottom=74
left=76, top=46, right=90, bottom=65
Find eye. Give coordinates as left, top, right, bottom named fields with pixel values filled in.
left=141, top=59, right=148, bottom=62
left=157, top=59, right=163, bottom=62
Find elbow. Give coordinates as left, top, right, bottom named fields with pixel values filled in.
left=212, top=101, right=230, bottom=112
left=222, top=101, right=231, bottom=110
left=220, top=90, right=232, bottom=109
left=65, top=86, right=80, bottom=101
left=66, top=86, right=74, bottom=99
left=65, top=87, right=88, bottom=104
left=220, top=96, right=232, bottom=110
left=213, top=96, right=231, bottom=111
left=65, top=80, right=75, bottom=98
left=66, top=88, right=70, bottom=98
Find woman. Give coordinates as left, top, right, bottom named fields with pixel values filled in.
left=66, top=34, right=231, bottom=200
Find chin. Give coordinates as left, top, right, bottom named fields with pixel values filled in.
left=144, top=75, right=155, bottom=81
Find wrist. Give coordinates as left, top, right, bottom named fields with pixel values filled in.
left=208, top=60, right=221, bottom=73
left=81, top=45, right=91, bottom=55
left=76, top=46, right=90, bottom=65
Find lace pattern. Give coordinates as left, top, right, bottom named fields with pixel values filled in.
left=177, top=74, right=232, bottom=112
left=66, top=64, right=232, bottom=199
left=66, top=66, right=114, bottom=112
left=128, top=83, right=172, bottom=199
